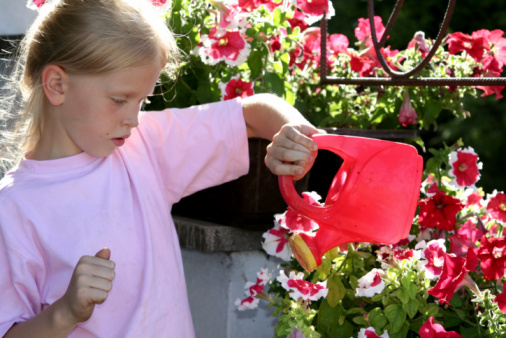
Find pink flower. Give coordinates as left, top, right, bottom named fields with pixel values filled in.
left=398, top=89, right=418, bottom=127
left=237, top=0, right=280, bottom=12
left=419, top=317, right=462, bottom=338
left=26, top=0, right=54, bottom=10
left=219, top=76, right=254, bottom=101
left=448, top=147, right=482, bottom=188
left=355, top=268, right=385, bottom=297
left=355, top=16, right=386, bottom=48
left=472, top=29, right=506, bottom=68
left=418, top=239, right=447, bottom=279
left=494, top=284, right=506, bottom=314
left=449, top=220, right=484, bottom=257
left=358, top=327, right=389, bottom=338
left=262, top=222, right=292, bottom=261
left=296, top=0, right=335, bottom=25
left=277, top=271, right=328, bottom=301
left=418, top=190, right=464, bottom=231
left=199, top=28, right=251, bottom=66
left=427, top=250, right=479, bottom=305
left=466, top=191, right=483, bottom=208
left=393, top=248, right=414, bottom=261
left=287, top=9, right=309, bottom=32
left=235, top=295, right=260, bottom=310
left=477, top=234, right=506, bottom=280
left=447, top=32, right=489, bottom=62
left=486, top=191, right=506, bottom=222
left=407, top=31, right=430, bottom=58
left=295, top=28, right=322, bottom=69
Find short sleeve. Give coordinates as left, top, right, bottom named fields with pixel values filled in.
left=135, top=98, right=250, bottom=202
left=0, top=234, right=41, bottom=336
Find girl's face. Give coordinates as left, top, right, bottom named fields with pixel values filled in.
left=40, top=60, right=163, bottom=159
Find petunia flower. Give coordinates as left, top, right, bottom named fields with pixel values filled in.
left=398, top=89, right=418, bottom=127
left=276, top=192, right=321, bottom=235
left=262, top=221, right=292, bottom=261
left=449, top=220, right=484, bottom=257
left=26, top=0, right=57, bottom=10
left=296, top=0, right=335, bottom=25
left=219, top=76, right=254, bottom=101
left=407, top=31, right=430, bottom=58
left=494, top=284, right=506, bottom=314
left=477, top=234, right=506, bottom=280
left=447, top=31, right=489, bottom=62
left=416, top=239, right=446, bottom=279
left=427, top=250, right=479, bottom=305
left=486, top=190, right=506, bottom=223
left=235, top=268, right=272, bottom=311
left=355, top=268, right=385, bottom=297
left=354, top=16, right=386, bottom=48
left=358, top=327, right=389, bottom=338
left=448, top=147, right=482, bottom=188
left=418, top=190, right=464, bottom=231
left=199, top=27, right=251, bottom=66
left=419, top=317, right=462, bottom=338
left=277, top=270, right=328, bottom=301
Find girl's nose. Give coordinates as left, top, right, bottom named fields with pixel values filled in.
left=123, top=110, right=139, bottom=128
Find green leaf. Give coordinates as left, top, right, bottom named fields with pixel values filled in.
left=352, top=315, right=368, bottom=326
left=397, top=289, right=410, bottom=304
left=264, top=72, right=284, bottom=97
left=369, top=308, right=388, bottom=332
left=248, top=49, right=264, bottom=79
left=387, top=320, right=410, bottom=338
left=423, top=303, right=440, bottom=318
left=317, top=301, right=354, bottom=338
left=422, top=99, right=442, bottom=128
left=402, top=299, right=419, bottom=319
left=384, top=304, right=407, bottom=333
left=326, top=275, right=346, bottom=308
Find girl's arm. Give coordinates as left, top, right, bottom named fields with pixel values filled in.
left=4, top=249, right=115, bottom=338
left=241, top=93, right=323, bottom=180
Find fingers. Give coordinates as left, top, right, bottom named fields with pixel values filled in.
left=265, top=124, right=321, bottom=178
left=95, top=247, right=111, bottom=260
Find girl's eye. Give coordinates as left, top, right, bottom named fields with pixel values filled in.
left=112, top=98, right=127, bottom=104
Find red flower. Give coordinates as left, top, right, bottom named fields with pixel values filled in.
left=448, top=147, right=482, bottom=188
left=219, top=77, right=254, bottom=100
left=449, top=220, right=484, bottom=257
left=296, top=0, right=329, bottom=18
left=447, top=32, right=489, bottom=62
left=477, top=235, right=506, bottom=280
left=418, top=190, right=464, bottom=231
left=422, top=240, right=446, bottom=278
left=355, top=16, right=386, bottom=47
left=238, top=0, right=279, bottom=12
left=472, top=29, right=506, bottom=68
left=494, top=284, right=506, bottom=314
left=287, top=9, right=309, bottom=32
left=349, top=53, right=376, bottom=77
left=398, top=89, right=418, bottom=127
left=278, top=192, right=321, bottom=234
left=419, top=317, right=462, bottom=338
left=393, top=248, right=414, bottom=261
left=427, top=250, right=478, bottom=305
left=487, top=191, right=506, bottom=222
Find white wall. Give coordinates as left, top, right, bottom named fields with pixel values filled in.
left=0, top=0, right=38, bottom=35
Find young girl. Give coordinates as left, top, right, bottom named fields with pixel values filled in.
left=0, top=0, right=320, bottom=337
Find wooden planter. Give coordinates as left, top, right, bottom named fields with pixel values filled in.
left=172, top=138, right=309, bottom=228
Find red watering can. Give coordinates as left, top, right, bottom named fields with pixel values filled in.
left=279, top=134, right=423, bottom=272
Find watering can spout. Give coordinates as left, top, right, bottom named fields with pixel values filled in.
left=279, top=134, right=423, bottom=272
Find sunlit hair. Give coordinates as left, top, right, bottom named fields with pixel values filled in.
left=0, top=0, right=180, bottom=174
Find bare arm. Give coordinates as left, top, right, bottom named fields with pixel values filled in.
left=241, top=93, right=324, bottom=180
left=4, top=249, right=115, bottom=338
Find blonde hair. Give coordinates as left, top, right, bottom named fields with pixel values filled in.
left=0, top=0, right=179, bottom=174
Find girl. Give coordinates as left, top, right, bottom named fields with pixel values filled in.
left=0, top=0, right=320, bottom=337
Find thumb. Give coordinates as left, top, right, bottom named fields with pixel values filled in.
left=95, top=247, right=111, bottom=260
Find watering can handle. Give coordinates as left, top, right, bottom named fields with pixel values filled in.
left=278, top=134, right=349, bottom=218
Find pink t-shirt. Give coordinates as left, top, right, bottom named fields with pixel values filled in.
left=0, top=98, right=249, bottom=337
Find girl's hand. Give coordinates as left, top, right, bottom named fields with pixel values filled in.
left=265, top=124, right=323, bottom=180
left=59, top=248, right=116, bottom=325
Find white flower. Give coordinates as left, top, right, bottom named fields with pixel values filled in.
left=277, top=270, right=328, bottom=301
left=262, top=221, right=292, bottom=261
left=355, top=268, right=385, bottom=297
left=357, top=327, right=389, bottom=338
left=234, top=296, right=260, bottom=311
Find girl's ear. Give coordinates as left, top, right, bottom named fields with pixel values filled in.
left=41, top=64, right=68, bottom=106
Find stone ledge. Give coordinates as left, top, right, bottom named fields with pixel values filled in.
left=174, top=216, right=266, bottom=252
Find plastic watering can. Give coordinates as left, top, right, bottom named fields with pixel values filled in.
left=278, top=134, right=423, bottom=272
